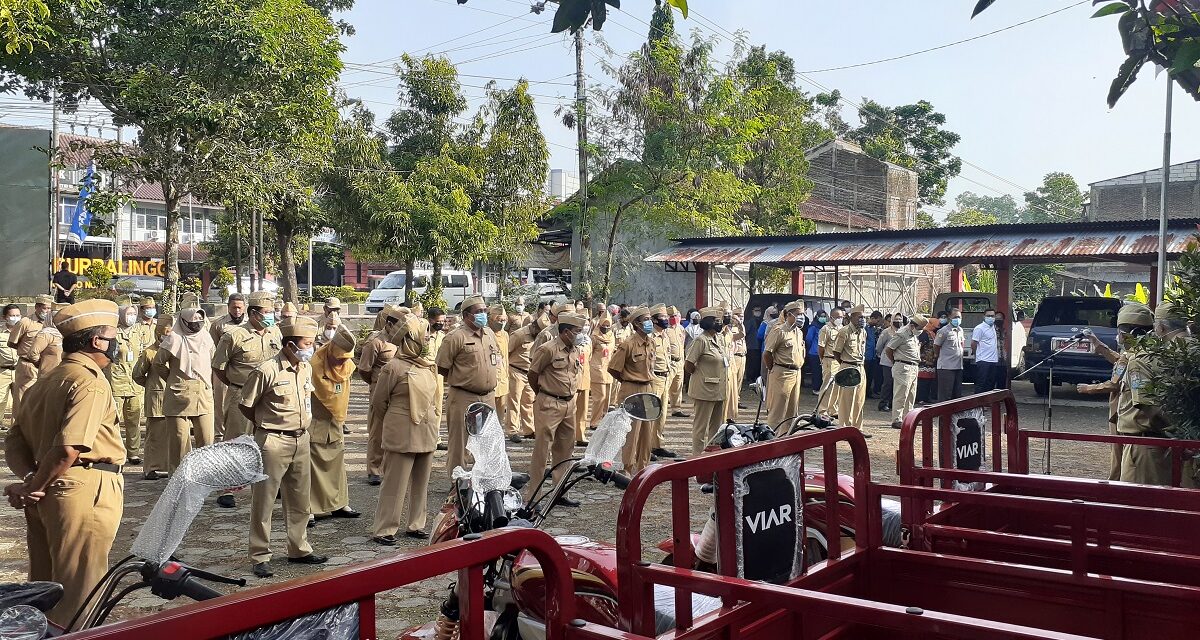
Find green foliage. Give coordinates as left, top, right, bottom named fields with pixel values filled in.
left=313, top=285, right=366, bottom=303
left=1022, top=172, right=1084, bottom=222
left=83, top=260, right=113, bottom=290
left=213, top=266, right=235, bottom=290
left=1012, top=264, right=1063, bottom=314
left=1144, top=237, right=1200, bottom=436
left=954, top=192, right=1019, bottom=223
left=0, top=0, right=61, bottom=54
left=944, top=208, right=998, bottom=227
left=847, top=99, right=962, bottom=207
left=915, top=210, right=939, bottom=229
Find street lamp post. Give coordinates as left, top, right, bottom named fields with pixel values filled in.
left=1156, top=74, right=1173, bottom=306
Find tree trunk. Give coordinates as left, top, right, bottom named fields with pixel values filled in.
left=601, top=205, right=627, bottom=300
left=404, top=258, right=414, bottom=305
left=162, top=178, right=181, bottom=313
left=431, top=259, right=444, bottom=309
left=273, top=213, right=299, bottom=305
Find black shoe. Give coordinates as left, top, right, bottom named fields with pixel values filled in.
left=128, top=456, right=142, bottom=465
left=142, top=471, right=167, bottom=480
left=554, top=496, right=580, bottom=508
left=891, top=420, right=903, bottom=430
left=331, top=507, right=361, bottom=518
left=522, top=433, right=536, bottom=440
left=405, top=530, right=430, bottom=539
left=651, top=448, right=677, bottom=459
left=671, top=411, right=688, bottom=418
left=878, top=404, right=891, bottom=412
left=575, top=440, right=587, bottom=447
left=367, top=474, right=381, bottom=486
left=650, top=454, right=659, bottom=462
left=372, top=535, right=398, bottom=546
left=436, top=442, right=448, bottom=451
left=342, top=426, right=351, bottom=434
left=861, top=432, right=873, bottom=439
left=307, top=516, right=316, bottom=528
left=216, top=495, right=236, bottom=508
left=287, top=554, right=328, bottom=565
left=737, top=403, right=746, bottom=409
left=509, top=435, right=524, bottom=444
left=252, top=562, right=273, bottom=578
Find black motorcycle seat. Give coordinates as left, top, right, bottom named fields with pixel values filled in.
left=0, top=582, right=63, bottom=612
left=509, top=473, right=530, bottom=490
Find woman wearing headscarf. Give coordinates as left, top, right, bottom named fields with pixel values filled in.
left=309, top=325, right=360, bottom=524
left=589, top=312, right=615, bottom=429
left=370, top=316, right=439, bottom=545
left=916, top=314, right=942, bottom=405
left=133, top=314, right=173, bottom=478
left=359, top=306, right=404, bottom=485
left=154, top=302, right=216, bottom=470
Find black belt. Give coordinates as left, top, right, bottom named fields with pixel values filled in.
left=653, top=371, right=669, bottom=377
left=510, top=365, right=529, bottom=374
left=258, top=427, right=307, bottom=438
left=733, top=353, right=745, bottom=358
left=451, top=385, right=494, bottom=396
left=776, top=363, right=800, bottom=371
left=73, top=461, right=122, bottom=473
left=895, top=359, right=918, bottom=366
left=0, top=364, right=14, bottom=370
left=538, top=390, right=574, bottom=402
left=226, top=381, right=243, bottom=388
left=670, top=357, right=682, bottom=362
left=840, top=360, right=863, bottom=366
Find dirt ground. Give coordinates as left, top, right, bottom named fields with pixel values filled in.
left=0, top=377, right=1114, bottom=634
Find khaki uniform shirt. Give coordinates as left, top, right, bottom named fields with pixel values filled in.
left=887, top=328, right=922, bottom=364
left=132, top=346, right=170, bottom=418
left=8, top=317, right=41, bottom=357
left=27, top=330, right=63, bottom=375
left=665, top=326, right=686, bottom=374
left=154, top=345, right=214, bottom=417
left=370, top=357, right=439, bottom=453
left=832, top=324, right=867, bottom=365
left=818, top=324, right=840, bottom=359
left=212, top=326, right=281, bottom=388
left=427, top=331, right=446, bottom=364
left=240, top=355, right=313, bottom=432
left=725, top=323, right=747, bottom=356
left=763, top=324, right=805, bottom=368
left=358, top=333, right=398, bottom=383
left=0, top=329, right=16, bottom=370
left=6, top=353, right=125, bottom=465
left=651, top=329, right=671, bottom=377
left=530, top=338, right=582, bottom=398
left=209, top=314, right=248, bottom=345
left=1116, top=347, right=1171, bottom=436
left=508, top=324, right=537, bottom=371
left=436, top=326, right=500, bottom=394
left=108, top=324, right=151, bottom=397
left=494, top=329, right=510, bottom=396
left=590, top=335, right=615, bottom=384
left=686, top=333, right=729, bottom=401
left=576, top=340, right=591, bottom=390
left=608, top=331, right=655, bottom=383
left=612, top=323, right=632, bottom=348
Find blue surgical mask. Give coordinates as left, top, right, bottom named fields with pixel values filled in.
left=939, top=318, right=948, bottom=326
left=474, top=312, right=488, bottom=328
left=259, top=312, right=276, bottom=327
left=950, top=318, right=961, bottom=328
left=817, top=316, right=827, bottom=324
left=295, top=346, right=315, bottom=363
left=642, top=319, right=654, bottom=333
left=984, top=316, right=996, bottom=325
left=143, top=308, right=157, bottom=319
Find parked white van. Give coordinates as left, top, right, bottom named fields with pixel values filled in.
left=365, top=269, right=476, bottom=313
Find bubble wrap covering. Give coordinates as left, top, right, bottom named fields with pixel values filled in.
left=132, top=435, right=268, bottom=566
left=228, top=603, right=358, bottom=640
left=458, top=407, right=513, bottom=494
left=580, top=407, right=632, bottom=470
left=0, top=605, right=48, bottom=640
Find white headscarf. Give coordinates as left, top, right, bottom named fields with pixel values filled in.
left=162, top=307, right=214, bottom=380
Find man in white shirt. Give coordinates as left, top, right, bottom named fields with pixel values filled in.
left=933, top=309, right=965, bottom=401
left=971, top=308, right=1000, bottom=393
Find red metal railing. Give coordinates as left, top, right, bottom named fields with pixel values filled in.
left=1012, top=429, right=1200, bottom=487
left=62, top=528, right=577, bottom=640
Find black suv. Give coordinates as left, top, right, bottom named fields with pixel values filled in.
left=1022, top=296, right=1122, bottom=396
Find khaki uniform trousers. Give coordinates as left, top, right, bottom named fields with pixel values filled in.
left=0, top=367, right=13, bottom=423
left=10, top=361, right=37, bottom=418
left=165, top=413, right=215, bottom=472
left=445, top=387, right=495, bottom=477
left=619, top=380, right=656, bottom=475
left=608, top=379, right=622, bottom=410
left=25, top=467, right=123, bottom=627
left=250, top=429, right=313, bottom=563
left=372, top=451, right=433, bottom=536
left=1107, top=421, right=1124, bottom=482
left=837, top=364, right=866, bottom=428
left=589, top=381, right=611, bottom=428
left=818, top=358, right=842, bottom=414
left=531, top=394, right=578, bottom=485
left=309, top=417, right=349, bottom=515
left=691, top=399, right=725, bottom=456
left=115, top=393, right=144, bottom=457
left=891, top=363, right=919, bottom=425
left=217, top=392, right=255, bottom=498
left=649, top=375, right=669, bottom=450
left=574, top=388, right=589, bottom=443
left=143, top=417, right=169, bottom=475
left=766, top=366, right=802, bottom=435
left=668, top=368, right=684, bottom=409
left=1120, top=443, right=1172, bottom=486
left=366, top=382, right=384, bottom=476
left=506, top=369, right=536, bottom=437
left=724, top=355, right=746, bottom=421
left=211, top=373, right=226, bottom=439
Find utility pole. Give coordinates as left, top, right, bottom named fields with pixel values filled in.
left=572, top=29, right=591, bottom=300
left=256, top=209, right=265, bottom=292
left=234, top=201, right=242, bottom=294
left=114, top=127, right=124, bottom=265
left=1155, top=74, right=1173, bottom=306
left=49, top=89, right=59, bottom=289
left=248, top=205, right=257, bottom=292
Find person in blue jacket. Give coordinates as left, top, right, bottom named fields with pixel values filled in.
left=805, top=309, right=827, bottom=393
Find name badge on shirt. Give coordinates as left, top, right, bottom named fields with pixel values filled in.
left=334, top=382, right=344, bottom=395
left=126, top=349, right=135, bottom=363
left=491, top=352, right=499, bottom=366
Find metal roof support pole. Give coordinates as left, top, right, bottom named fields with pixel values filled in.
left=1155, top=73, right=1173, bottom=307
left=1149, top=263, right=1160, bottom=311
left=790, top=269, right=803, bottom=295
left=950, top=265, right=964, bottom=293
left=996, top=258, right=1013, bottom=388
left=695, top=262, right=709, bottom=309
left=833, top=266, right=840, bottom=302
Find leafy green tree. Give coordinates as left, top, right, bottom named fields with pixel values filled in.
left=944, top=208, right=998, bottom=227
left=847, top=99, right=962, bottom=207
left=955, top=191, right=1019, bottom=223
left=1022, top=171, right=1085, bottom=222
left=915, top=210, right=939, bottom=229
left=0, top=0, right=62, bottom=54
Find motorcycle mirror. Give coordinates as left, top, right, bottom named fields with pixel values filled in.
left=833, top=367, right=861, bottom=387
left=622, top=392, right=662, bottom=421
left=465, top=402, right=494, bottom=437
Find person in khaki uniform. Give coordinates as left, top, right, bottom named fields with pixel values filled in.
left=1078, top=304, right=1154, bottom=480
left=817, top=307, right=844, bottom=414
left=108, top=301, right=151, bottom=465
left=488, top=305, right=511, bottom=437
left=211, top=292, right=281, bottom=507
left=609, top=307, right=657, bottom=475
left=315, top=297, right=343, bottom=349
left=648, top=304, right=678, bottom=459
left=241, top=316, right=328, bottom=578
left=573, top=320, right=592, bottom=446
left=359, top=306, right=404, bottom=485
left=7, top=295, right=53, bottom=418
left=209, top=294, right=249, bottom=441
left=832, top=305, right=868, bottom=429
left=506, top=316, right=539, bottom=440
left=436, top=296, right=500, bottom=478
left=886, top=314, right=926, bottom=430
left=425, top=308, right=448, bottom=433
left=133, top=314, right=174, bottom=478
left=665, top=306, right=687, bottom=417
left=763, top=301, right=806, bottom=434
left=724, top=309, right=747, bottom=421
left=685, top=306, right=729, bottom=455
left=609, top=308, right=633, bottom=409
left=531, top=302, right=572, bottom=351
left=528, top=313, right=585, bottom=504
left=0, top=305, right=23, bottom=426
left=1116, top=302, right=1187, bottom=486
left=370, top=316, right=440, bottom=545
left=155, top=303, right=216, bottom=470
left=3, top=299, right=124, bottom=627
left=589, top=313, right=616, bottom=429
left=309, top=326, right=360, bottom=523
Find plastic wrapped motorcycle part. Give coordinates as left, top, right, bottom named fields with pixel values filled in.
left=132, top=435, right=268, bottom=566
left=723, top=453, right=805, bottom=584
left=228, top=603, right=359, bottom=640
left=463, top=405, right=513, bottom=494
left=0, top=582, right=62, bottom=612
left=879, top=498, right=903, bottom=547
left=581, top=407, right=633, bottom=470
left=695, top=508, right=719, bottom=565
left=0, top=604, right=48, bottom=640
left=652, top=584, right=722, bottom=635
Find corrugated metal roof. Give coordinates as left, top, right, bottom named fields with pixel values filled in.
left=646, top=218, right=1200, bottom=266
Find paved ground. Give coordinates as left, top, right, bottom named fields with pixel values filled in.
left=0, top=377, right=1112, bottom=634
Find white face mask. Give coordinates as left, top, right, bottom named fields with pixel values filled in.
left=5, top=315, right=20, bottom=326
left=832, top=318, right=844, bottom=328
left=124, top=313, right=138, bottom=325
left=323, top=329, right=336, bottom=340
left=35, top=309, right=48, bottom=322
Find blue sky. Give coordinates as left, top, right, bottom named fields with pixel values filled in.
left=335, top=0, right=1200, bottom=220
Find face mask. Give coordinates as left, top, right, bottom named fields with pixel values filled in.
left=294, top=345, right=315, bottom=363
left=124, top=313, right=137, bottom=325
left=753, top=311, right=762, bottom=318
left=950, top=318, right=962, bottom=328
left=228, top=313, right=244, bottom=324
left=723, top=316, right=732, bottom=326
left=323, top=329, right=336, bottom=340
left=984, top=316, right=996, bottom=325
left=258, top=312, right=276, bottom=328
left=641, top=319, right=654, bottom=334
left=6, top=315, right=20, bottom=326
left=35, top=310, right=48, bottom=322
left=185, top=321, right=203, bottom=333
left=892, top=321, right=903, bottom=329
left=100, top=335, right=119, bottom=363
left=669, top=317, right=679, bottom=326
left=699, top=318, right=718, bottom=332
left=573, top=333, right=588, bottom=346
left=143, top=309, right=157, bottom=319
left=690, top=315, right=700, bottom=323
left=655, top=317, right=670, bottom=329
left=431, top=322, right=444, bottom=332
left=938, top=318, right=948, bottom=326
left=473, top=312, right=488, bottom=328
left=832, top=318, right=844, bottom=328
left=856, top=318, right=867, bottom=328
left=817, top=316, right=827, bottom=324
left=769, top=313, right=779, bottom=320
left=600, top=325, right=610, bottom=334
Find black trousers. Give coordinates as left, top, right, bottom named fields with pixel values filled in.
left=937, top=369, right=964, bottom=402
left=878, top=364, right=894, bottom=408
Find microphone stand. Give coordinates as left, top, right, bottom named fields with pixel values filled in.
left=1012, top=333, right=1088, bottom=474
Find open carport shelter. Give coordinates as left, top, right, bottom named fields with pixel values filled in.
left=645, top=218, right=1200, bottom=315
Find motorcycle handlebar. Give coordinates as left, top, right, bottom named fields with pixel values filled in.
left=609, top=472, right=630, bottom=490
left=177, top=576, right=223, bottom=601
left=593, top=462, right=629, bottom=489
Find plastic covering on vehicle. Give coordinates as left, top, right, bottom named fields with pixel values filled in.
left=880, top=498, right=903, bottom=547
left=452, top=406, right=513, bottom=494
left=652, top=584, right=722, bottom=635
left=0, top=604, right=48, bottom=640
left=728, top=453, right=805, bottom=583
left=131, top=435, right=268, bottom=566
left=581, top=408, right=633, bottom=470
left=228, top=603, right=359, bottom=640
left=949, top=406, right=988, bottom=492
left=0, top=582, right=61, bottom=613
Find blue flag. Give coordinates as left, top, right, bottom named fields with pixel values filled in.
left=66, top=162, right=96, bottom=247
